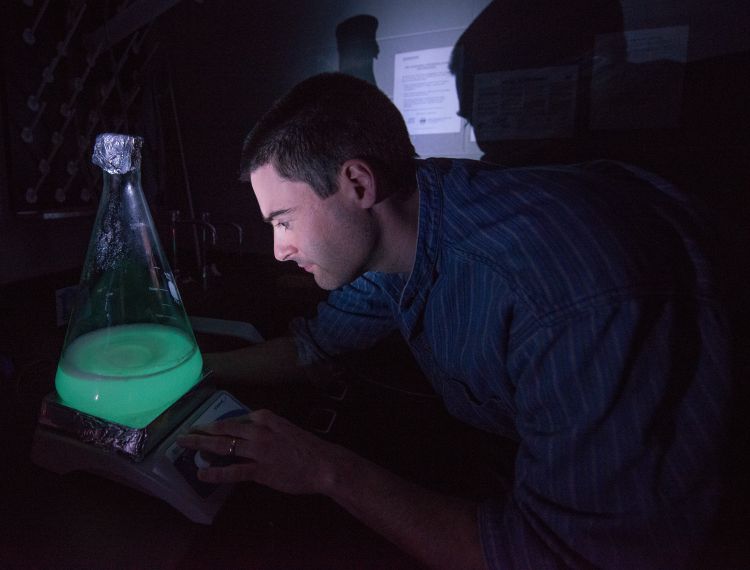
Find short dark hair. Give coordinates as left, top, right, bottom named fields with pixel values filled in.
left=240, top=73, right=417, bottom=198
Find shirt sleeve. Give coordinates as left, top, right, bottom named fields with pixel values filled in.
left=479, top=294, right=731, bottom=569
left=290, top=272, right=401, bottom=365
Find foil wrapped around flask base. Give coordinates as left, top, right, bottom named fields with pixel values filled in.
left=35, top=370, right=214, bottom=462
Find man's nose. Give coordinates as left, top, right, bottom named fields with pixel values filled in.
left=273, top=233, right=296, bottom=261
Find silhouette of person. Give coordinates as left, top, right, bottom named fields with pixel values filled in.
left=450, top=0, right=625, bottom=165
left=335, top=15, right=379, bottom=85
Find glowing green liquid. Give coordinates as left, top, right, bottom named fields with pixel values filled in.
left=55, top=323, right=203, bottom=428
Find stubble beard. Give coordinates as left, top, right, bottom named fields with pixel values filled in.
left=313, top=217, right=380, bottom=291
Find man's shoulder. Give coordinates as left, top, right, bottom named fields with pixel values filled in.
left=417, top=157, right=504, bottom=183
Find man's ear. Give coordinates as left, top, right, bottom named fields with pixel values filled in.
left=339, top=159, right=377, bottom=209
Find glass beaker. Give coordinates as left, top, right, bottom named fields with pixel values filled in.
left=54, top=133, right=203, bottom=428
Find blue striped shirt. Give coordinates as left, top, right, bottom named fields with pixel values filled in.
left=291, top=158, right=731, bottom=568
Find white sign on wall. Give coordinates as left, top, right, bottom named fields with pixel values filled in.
left=393, top=46, right=462, bottom=135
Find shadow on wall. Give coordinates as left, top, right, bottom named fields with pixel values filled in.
left=336, top=15, right=380, bottom=86
left=450, top=1, right=748, bottom=183
left=450, top=0, right=687, bottom=167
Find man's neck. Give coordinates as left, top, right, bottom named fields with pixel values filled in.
left=370, top=187, right=420, bottom=274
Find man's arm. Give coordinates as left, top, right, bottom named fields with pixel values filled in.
left=177, top=410, right=487, bottom=570
left=202, top=273, right=403, bottom=388
left=325, top=439, right=487, bottom=570
left=202, top=336, right=308, bottom=386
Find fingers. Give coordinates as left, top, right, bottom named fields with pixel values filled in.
left=175, top=432, right=262, bottom=485
left=174, top=408, right=335, bottom=495
left=177, top=409, right=280, bottom=460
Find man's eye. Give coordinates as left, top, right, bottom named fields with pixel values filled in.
left=274, top=221, right=290, bottom=231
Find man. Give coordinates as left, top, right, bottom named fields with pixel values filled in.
left=177, top=73, right=732, bottom=569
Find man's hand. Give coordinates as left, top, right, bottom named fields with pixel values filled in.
left=178, top=408, right=485, bottom=570
left=176, top=409, right=342, bottom=495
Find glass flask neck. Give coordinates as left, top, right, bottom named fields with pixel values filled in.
left=101, top=168, right=142, bottom=200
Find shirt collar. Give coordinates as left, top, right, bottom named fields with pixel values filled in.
left=399, top=159, right=444, bottom=312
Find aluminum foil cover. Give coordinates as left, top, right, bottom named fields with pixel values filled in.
left=38, top=376, right=214, bottom=461
left=38, top=393, right=149, bottom=459
left=92, top=133, right=143, bottom=174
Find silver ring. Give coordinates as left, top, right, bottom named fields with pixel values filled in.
left=227, top=438, right=237, bottom=457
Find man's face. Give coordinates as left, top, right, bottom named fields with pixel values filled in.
left=250, top=163, right=377, bottom=291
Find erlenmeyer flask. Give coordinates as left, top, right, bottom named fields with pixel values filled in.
left=54, top=133, right=203, bottom=428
